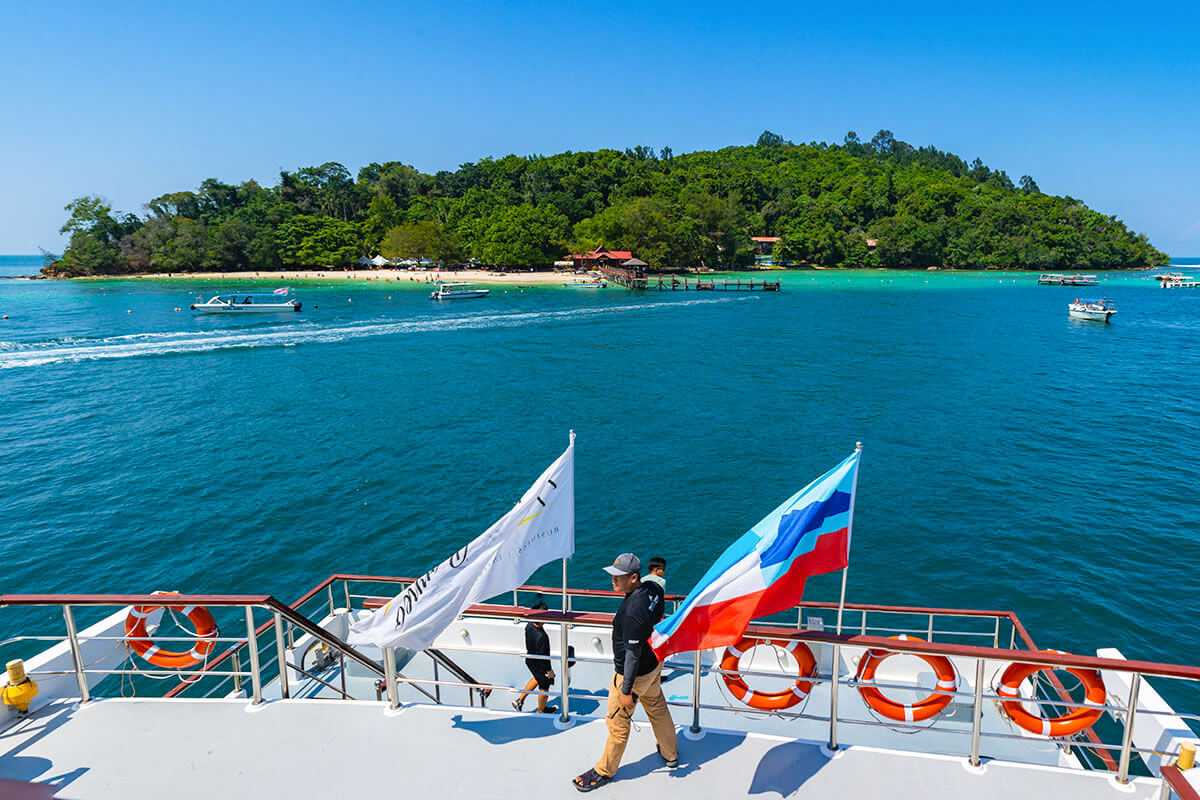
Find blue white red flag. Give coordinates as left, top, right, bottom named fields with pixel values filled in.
left=273, top=287, right=290, bottom=295
left=650, top=449, right=861, bottom=660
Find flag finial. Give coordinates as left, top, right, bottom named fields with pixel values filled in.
left=855, top=441, right=863, bottom=451
left=569, top=429, right=576, bottom=444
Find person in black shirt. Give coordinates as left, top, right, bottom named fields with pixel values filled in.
left=513, top=600, right=555, bottom=713
left=573, top=553, right=678, bottom=792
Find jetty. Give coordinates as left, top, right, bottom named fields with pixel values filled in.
left=600, top=265, right=781, bottom=292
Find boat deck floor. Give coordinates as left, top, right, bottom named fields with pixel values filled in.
left=0, top=698, right=1160, bottom=799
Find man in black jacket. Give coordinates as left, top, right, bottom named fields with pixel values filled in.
left=573, top=553, right=678, bottom=792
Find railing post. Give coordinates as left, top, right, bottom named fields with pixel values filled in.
left=343, top=580, right=351, bottom=611
left=327, top=584, right=336, bottom=616
left=559, top=618, right=570, bottom=724
left=970, top=658, right=986, bottom=767
left=244, top=607, right=263, bottom=704
left=383, top=646, right=399, bottom=710
left=62, top=605, right=90, bottom=703
left=274, top=612, right=290, bottom=700
left=1117, top=673, right=1142, bottom=784
left=231, top=651, right=243, bottom=694
left=690, top=649, right=703, bottom=734
left=992, top=617, right=1000, bottom=648
left=433, top=660, right=441, bottom=704
left=828, top=644, right=841, bottom=751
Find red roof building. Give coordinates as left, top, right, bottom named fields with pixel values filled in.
left=564, top=247, right=636, bottom=269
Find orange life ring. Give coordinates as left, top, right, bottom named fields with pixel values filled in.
left=856, top=635, right=958, bottom=722
left=124, top=592, right=219, bottom=669
left=720, top=636, right=818, bottom=711
left=997, top=651, right=1106, bottom=737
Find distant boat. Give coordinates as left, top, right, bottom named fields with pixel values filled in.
left=431, top=282, right=489, bottom=300
left=1162, top=278, right=1199, bottom=289
left=1038, top=274, right=1099, bottom=286
left=1068, top=298, right=1116, bottom=322
left=190, top=292, right=301, bottom=313
left=563, top=280, right=607, bottom=288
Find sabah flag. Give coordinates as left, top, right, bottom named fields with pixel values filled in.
left=273, top=287, right=290, bottom=295
left=650, top=449, right=861, bottom=660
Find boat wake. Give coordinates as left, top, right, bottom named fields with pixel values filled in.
left=0, top=297, right=749, bottom=369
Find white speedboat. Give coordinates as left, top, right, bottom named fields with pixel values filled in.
left=1153, top=272, right=1187, bottom=282
left=1162, top=279, right=1199, bottom=289
left=430, top=282, right=490, bottom=300
left=191, top=292, right=301, bottom=313
left=1068, top=298, right=1117, bottom=321
left=1037, top=274, right=1067, bottom=285
left=563, top=280, right=607, bottom=288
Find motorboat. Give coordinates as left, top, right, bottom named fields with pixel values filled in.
left=191, top=292, right=301, bottom=313
left=1064, top=274, right=1099, bottom=286
left=1068, top=298, right=1117, bottom=321
left=1152, top=272, right=1188, bottom=282
left=430, top=282, right=490, bottom=300
left=1161, top=278, right=1199, bottom=288
left=1037, top=274, right=1067, bottom=285
left=563, top=280, right=607, bottom=288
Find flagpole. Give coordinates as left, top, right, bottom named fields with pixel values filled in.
left=834, top=441, right=862, bottom=637
left=829, top=441, right=861, bottom=754
left=559, top=430, right=576, bottom=725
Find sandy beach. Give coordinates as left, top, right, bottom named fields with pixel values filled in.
left=113, top=269, right=594, bottom=285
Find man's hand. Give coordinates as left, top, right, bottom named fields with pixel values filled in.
left=547, top=669, right=555, bottom=680
left=620, top=691, right=636, bottom=714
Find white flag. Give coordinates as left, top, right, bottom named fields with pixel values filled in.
left=348, top=433, right=575, bottom=651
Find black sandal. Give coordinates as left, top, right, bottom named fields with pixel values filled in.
left=657, top=744, right=678, bottom=768
left=573, top=768, right=611, bottom=792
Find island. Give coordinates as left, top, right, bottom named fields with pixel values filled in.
left=49, top=130, right=1167, bottom=277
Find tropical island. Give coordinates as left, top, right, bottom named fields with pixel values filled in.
left=49, top=130, right=1168, bottom=277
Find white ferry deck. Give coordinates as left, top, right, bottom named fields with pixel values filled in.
left=0, top=698, right=1162, bottom=799
left=2, top=577, right=1197, bottom=799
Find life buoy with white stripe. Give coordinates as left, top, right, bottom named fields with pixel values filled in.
left=720, top=636, right=818, bottom=711
left=124, top=592, right=219, bottom=669
left=997, top=651, right=1105, bottom=737
left=856, top=635, right=957, bottom=722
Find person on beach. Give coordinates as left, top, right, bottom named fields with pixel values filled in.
left=643, top=557, right=666, bottom=592
left=573, top=553, right=678, bottom=792
left=513, top=600, right=555, bottom=713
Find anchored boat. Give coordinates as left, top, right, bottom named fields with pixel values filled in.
left=2, top=572, right=1198, bottom=799
left=1069, top=298, right=1117, bottom=322
left=430, top=282, right=490, bottom=300
left=191, top=291, right=301, bottom=313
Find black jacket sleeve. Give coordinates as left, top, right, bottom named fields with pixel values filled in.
left=617, top=590, right=656, bottom=694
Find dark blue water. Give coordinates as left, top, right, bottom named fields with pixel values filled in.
left=1, top=262, right=1198, bottom=693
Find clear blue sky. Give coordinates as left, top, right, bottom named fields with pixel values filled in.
left=2, top=0, right=1197, bottom=256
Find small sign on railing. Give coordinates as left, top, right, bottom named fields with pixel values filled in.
left=806, top=616, right=825, bottom=631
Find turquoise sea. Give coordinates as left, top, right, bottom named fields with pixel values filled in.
left=1, top=257, right=1198, bottom=702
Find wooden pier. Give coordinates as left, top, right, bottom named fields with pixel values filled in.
left=600, top=266, right=781, bottom=292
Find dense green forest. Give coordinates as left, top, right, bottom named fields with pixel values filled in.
left=51, top=130, right=1168, bottom=276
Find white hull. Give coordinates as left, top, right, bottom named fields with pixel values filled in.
left=431, top=289, right=489, bottom=300
left=1069, top=308, right=1114, bottom=321
left=191, top=303, right=300, bottom=313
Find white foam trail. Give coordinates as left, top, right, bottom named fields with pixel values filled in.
left=0, top=297, right=749, bottom=369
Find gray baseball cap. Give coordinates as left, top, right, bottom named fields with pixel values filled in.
left=603, top=553, right=641, bottom=576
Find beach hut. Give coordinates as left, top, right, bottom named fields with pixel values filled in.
left=621, top=257, right=649, bottom=277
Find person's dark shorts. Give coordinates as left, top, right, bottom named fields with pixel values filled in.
left=525, top=660, right=553, bottom=690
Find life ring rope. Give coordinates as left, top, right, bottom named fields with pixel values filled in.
left=720, top=636, right=818, bottom=712
left=996, top=651, right=1106, bottom=737
left=855, top=635, right=959, bottom=723
left=124, top=592, right=219, bottom=670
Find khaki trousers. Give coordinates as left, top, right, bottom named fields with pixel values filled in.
left=595, top=663, right=679, bottom=778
